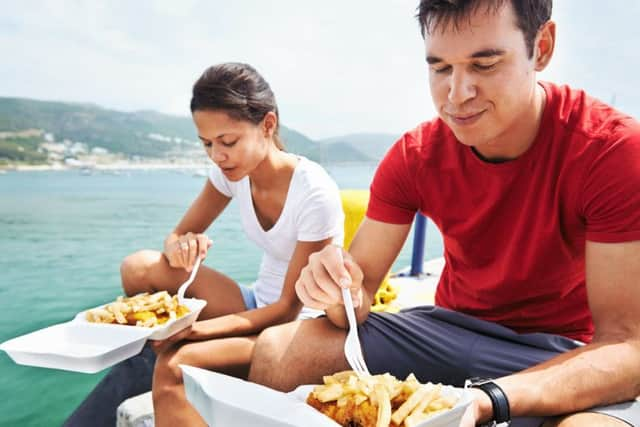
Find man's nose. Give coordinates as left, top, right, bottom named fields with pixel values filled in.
left=448, top=69, right=476, bottom=106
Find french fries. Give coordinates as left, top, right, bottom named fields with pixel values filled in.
left=85, top=291, right=190, bottom=328
left=306, top=371, right=458, bottom=427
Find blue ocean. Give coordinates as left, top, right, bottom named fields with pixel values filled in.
left=0, top=164, right=443, bottom=426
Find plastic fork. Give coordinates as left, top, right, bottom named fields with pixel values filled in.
left=342, top=288, right=371, bottom=376
left=336, top=248, right=370, bottom=376
left=177, top=256, right=202, bottom=303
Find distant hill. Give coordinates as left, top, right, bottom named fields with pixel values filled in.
left=0, top=97, right=185, bottom=158
left=0, top=97, right=395, bottom=165
left=319, top=132, right=400, bottom=162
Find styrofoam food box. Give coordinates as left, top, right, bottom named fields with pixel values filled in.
left=0, top=322, right=150, bottom=373
left=73, top=297, right=207, bottom=340
left=0, top=298, right=207, bottom=373
left=181, top=364, right=475, bottom=427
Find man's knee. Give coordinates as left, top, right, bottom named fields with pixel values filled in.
left=542, top=412, right=629, bottom=427
left=121, top=250, right=157, bottom=295
left=249, top=324, right=294, bottom=390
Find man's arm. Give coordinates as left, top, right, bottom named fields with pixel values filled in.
left=473, top=240, right=640, bottom=422
left=295, top=217, right=411, bottom=328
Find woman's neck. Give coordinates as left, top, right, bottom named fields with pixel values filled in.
left=249, top=147, right=297, bottom=191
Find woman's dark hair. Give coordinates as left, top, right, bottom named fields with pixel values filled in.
left=416, top=0, right=552, bottom=58
left=190, top=62, right=284, bottom=150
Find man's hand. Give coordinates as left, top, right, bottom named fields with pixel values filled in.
left=459, top=389, right=493, bottom=426
left=295, top=245, right=364, bottom=310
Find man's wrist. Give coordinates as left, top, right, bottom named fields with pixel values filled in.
left=468, top=387, right=495, bottom=423
left=466, top=378, right=511, bottom=425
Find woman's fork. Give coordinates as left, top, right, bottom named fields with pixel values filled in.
left=177, top=256, right=202, bottom=303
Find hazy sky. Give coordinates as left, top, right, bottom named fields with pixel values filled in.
left=1, top=1, right=638, bottom=139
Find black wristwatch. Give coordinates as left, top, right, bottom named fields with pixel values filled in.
left=465, top=377, right=511, bottom=426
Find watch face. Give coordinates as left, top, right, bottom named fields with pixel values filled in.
left=465, top=377, right=492, bottom=387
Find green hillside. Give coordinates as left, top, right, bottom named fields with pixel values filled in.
left=319, top=132, right=399, bottom=163
left=0, top=97, right=361, bottom=163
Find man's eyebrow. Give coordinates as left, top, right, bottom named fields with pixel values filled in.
left=426, top=48, right=506, bottom=64
left=470, top=48, right=506, bottom=58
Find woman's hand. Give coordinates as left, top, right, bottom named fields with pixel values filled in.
left=164, top=232, right=212, bottom=271
left=150, top=320, right=226, bottom=354
left=149, top=325, right=194, bottom=354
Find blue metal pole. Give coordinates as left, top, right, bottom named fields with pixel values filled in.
left=410, top=213, right=427, bottom=276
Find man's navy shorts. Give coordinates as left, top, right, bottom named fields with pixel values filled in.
left=359, top=305, right=640, bottom=427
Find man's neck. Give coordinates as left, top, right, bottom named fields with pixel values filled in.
left=473, top=84, right=547, bottom=162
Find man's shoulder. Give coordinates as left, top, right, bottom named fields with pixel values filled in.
left=543, top=81, right=639, bottom=143
left=390, top=118, right=454, bottom=157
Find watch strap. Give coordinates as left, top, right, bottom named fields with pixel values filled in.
left=470, top=380, right=511, bottom=424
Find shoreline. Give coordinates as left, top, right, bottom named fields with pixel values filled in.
left=1, top=162, right=212, bottom=172
left=1, top=160, right=380, bottom=173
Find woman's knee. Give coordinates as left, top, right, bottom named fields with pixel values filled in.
left=154, top=347, right=187, bottom=391
left=120, top=250, right=160, bottom=295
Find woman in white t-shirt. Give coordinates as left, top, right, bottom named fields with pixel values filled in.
left=120, top=63, right=344, bottom=426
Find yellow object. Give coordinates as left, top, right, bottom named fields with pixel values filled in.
left=340, top=190, right=399, bottom=313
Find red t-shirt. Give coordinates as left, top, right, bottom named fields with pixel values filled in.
left=368, top=82, right=640, bottom=342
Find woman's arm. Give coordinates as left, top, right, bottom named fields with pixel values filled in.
left=185, top=237, right=335, bottom=340
left=164, top=180, right=231, bottom=269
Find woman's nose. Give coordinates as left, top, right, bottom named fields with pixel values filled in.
left=209, top=148, right=227, bottom=163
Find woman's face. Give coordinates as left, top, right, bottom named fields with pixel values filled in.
left=192, top=110, right=271, bottom=181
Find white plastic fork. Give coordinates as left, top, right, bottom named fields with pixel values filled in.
left=341, top=288, right=371, bottom=376
left=337, top=248, right=371, bottom=376
left=177, top=256, right=202, bottom=303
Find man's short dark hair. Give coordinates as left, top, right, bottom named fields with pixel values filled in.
left=416, top=0, right=552, bottom=58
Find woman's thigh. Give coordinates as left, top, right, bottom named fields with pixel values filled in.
left=124, top=250, right=248, bottom=319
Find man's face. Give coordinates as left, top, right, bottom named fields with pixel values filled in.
left=425, top=2, right=540, bottom=154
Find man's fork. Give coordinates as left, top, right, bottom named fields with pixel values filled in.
left=341, top=288, right=371, bottom=376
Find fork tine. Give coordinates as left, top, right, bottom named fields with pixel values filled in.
left=355, top=355, right=370, bottom=375
left=344, top=339, right=363, bottom=375
left=345, top=340, right=369, bottom=376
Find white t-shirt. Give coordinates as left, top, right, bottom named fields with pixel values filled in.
left=208, top=154, right=344, bottom=319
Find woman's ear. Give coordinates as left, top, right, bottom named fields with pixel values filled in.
left=534, top=20, right=556, bottom=71
left=262, top=112, right=278, bottom=138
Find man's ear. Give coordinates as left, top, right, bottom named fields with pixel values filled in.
left=262, top=112, right=278, bottom=138
left=534, top=20, right=556, bottom=71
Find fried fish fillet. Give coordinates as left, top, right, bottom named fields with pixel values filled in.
left=307, top=390, right=411, bottom=427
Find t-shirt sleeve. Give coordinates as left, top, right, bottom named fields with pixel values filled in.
left=583, top=127, right=640, bottom=242
left=208, top=165, right=233, bottom=197
left=367, top=135, right=419, bottom=224
left=295, top=183, right=345, bottom=245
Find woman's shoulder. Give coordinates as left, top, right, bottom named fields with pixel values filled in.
left=291, top=156, right=339, bottom=195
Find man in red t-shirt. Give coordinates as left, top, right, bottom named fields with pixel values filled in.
left=249, top=1, right=640, bottom=426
